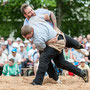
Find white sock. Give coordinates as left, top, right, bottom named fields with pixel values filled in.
left=56, top=79, right=62, bottom=84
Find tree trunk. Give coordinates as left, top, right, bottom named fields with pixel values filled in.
left=56, top=0, right=64, bottom=29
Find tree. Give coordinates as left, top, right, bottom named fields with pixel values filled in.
left=56, top=0, right=90, bottom=36
left=0, top=0, right=89, bottom=38
left=0, top=0, right=26, bottom=38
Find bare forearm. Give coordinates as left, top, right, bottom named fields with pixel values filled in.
left=50, top=12, right=57, bottom=27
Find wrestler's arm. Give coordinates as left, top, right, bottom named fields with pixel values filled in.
left=38, top=14, right=58, bottom=44
left=50, top=11, right=62, bottom=32
left=50, top=12, right=57, bottom=28
left=43, top=12, right=61, bottom=32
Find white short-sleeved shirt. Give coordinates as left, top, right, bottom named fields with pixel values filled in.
left=3, top=49, right=8, bottom=56
left=18, top=49, right=28, bottom=59
left=33, top=52, right=39, bottom=62
left=0, top=53, right=8, bottom=64
left=28, top=49, right=37, bottom=60
left=8, top=53, right=22, bottom=63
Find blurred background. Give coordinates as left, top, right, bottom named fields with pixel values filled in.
left=0, top=0, right=90, bottom=39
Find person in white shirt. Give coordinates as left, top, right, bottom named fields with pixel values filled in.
left=0, top=48, right=8, bottom=75
left=33, top=50, right=40, bottom=76
left=28, top=44, right=37, bottom=63
left=7, top=38, right=13, bottom=55
left=18, top=43, right=28, bottom=68
left=1, top=41, right=8, bottom=56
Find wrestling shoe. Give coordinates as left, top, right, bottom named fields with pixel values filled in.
left=82, top=69, right=89, bottom=83
left=31, top=82, right=40, bottom=85
left=76, top=49, right=89, bottom=56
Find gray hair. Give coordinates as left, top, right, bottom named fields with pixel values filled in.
left=21, top=25, right=33, bottom=36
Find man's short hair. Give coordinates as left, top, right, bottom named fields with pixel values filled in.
left=9, top=58, right=14, bottom=63
left=21, top=25, right=33, bottom=36
left=20, top=3, right=29, bottom=14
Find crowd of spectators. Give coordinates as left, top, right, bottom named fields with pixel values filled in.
left=0, top=34, right=90, bottom=77
left=0, top=37, right=39, bottom=76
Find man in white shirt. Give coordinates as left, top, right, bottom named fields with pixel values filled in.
left=28, top=44, right=37, bottom=63
left=1, top=41, right=8, bottom=56
left=7, top=38, right=13, bottom=55
left=0, top=48, right=8, bottom=75
left=18, top=43, right=28, bottom=68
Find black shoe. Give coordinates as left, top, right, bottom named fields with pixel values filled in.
left=82, top=69, right=89, bottom=83
left=31, top=82, right=40, bottom=85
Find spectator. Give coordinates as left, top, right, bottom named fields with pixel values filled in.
left=83, top=38, right=87, bottom=49
left=0, top=48, right=8, bottom=75
left=72, top=49, right=84, bottom=66
left=29, top=38, right=33, bottom=45
left=8, top=48, right=22, bottom=74
left=85, top=43, right=90, bottom=67
left=63, top=48, right=74, bottom=62
left=68, top=59, right=74, bottom=76
left=78, top=58, right=89, bottom=70
left=33, top=50, right=40, bottom=76
left=2, top=58, right=20, bottom=76
left=16, top=37, right=23, bottom=47
left=87, top=34, right=90, bottom=43
left=77, top=36, right=83, bottom=44
left=86, top=34, right=90, bottom=49
left=24, top=40, right=31, bottom=52
left=1, top=41, right=8, bottom=56
left=0, top=37, right=4, bottom=42
left=7, top=38, right=13, bottom=55
left=12, top=42, right=19, bottom=49
left=28, top=44, right=37, bottom=64
left=0, top=37, right=5, bottom=47
left=63, top=48, right=75, bottom=75
left=18, top=43, right=28, bottom=68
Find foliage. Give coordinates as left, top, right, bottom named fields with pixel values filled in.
left=0, top=0, right=90, bottom=38
left=56, top=0, right=90, bottom=36
left=0, top=0, right=26, bottom=38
